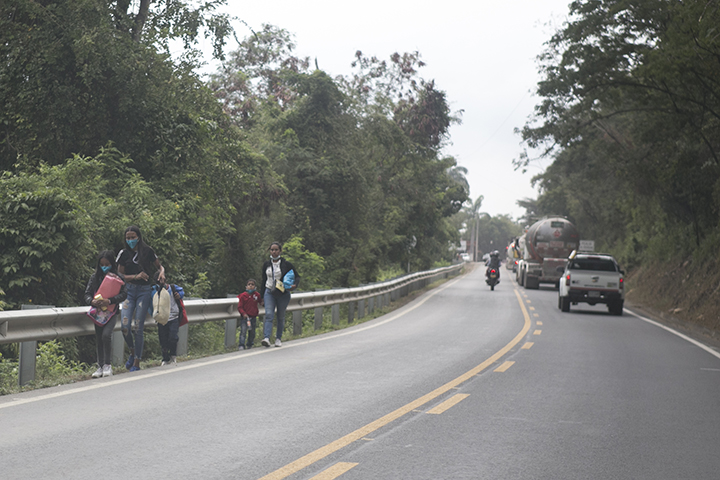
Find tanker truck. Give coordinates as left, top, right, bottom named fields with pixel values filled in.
left=515, top=217, right=579, bottom=289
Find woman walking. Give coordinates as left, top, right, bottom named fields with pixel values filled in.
left=260, top=242, right=300, bottom=347
left=116, top=226, right=165, bottom=371
left=84, top=250, right=127, bottom=378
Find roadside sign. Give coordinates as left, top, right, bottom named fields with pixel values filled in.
left=579, top=240, right=595, bottom=252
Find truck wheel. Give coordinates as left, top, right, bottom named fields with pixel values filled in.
left=526, top=275, right=539, bottom=290
left=518, top=269, right=524, bottom=286
left=560, top=296, right=570, bottom=312
left=609, top=301, right=624, bottom=316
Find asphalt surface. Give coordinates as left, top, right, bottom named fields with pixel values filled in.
left=1, top=266, right=719, bottom=479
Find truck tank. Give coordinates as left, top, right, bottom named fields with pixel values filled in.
left=519, top=217, right=579, bottom=289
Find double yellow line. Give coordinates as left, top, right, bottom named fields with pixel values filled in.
left=259, top=288, right=532, bottom=479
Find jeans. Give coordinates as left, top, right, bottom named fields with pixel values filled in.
left=121, top=283, right=153, bottom=360
left=263, top=290, right=291, bottom=341
left=239, top=316, right=257, bottom=348
left=94, top=313, right=118, bottom=366
left=158, top=318, right=179, bottom=361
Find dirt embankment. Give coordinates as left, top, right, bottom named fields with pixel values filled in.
left=625, top=257, right=720, bottom=348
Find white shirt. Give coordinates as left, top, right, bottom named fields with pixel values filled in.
left=266, top=258, right=282, bottom=290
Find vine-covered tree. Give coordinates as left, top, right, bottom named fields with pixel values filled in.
left=519, top=0, right=720, bottom=261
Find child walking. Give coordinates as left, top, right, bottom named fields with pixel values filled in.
left=151, top=272, right=186, bottom=365
left=237, top=279, right=261, bottom=350
left=84, top=250, right=127, bottom=378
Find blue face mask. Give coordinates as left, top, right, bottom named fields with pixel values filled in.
left=246, top=288, right=256, bottom=294
left=101, top=265, right=111, bottom=273
left=126, top=238, right=139, bottom=249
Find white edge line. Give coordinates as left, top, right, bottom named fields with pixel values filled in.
left=0, top=273, right=465, bottom=410
left=625, top=308, right=720, bottom=360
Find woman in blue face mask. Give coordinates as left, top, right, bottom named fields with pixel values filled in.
left=84, top=250, right=127, bottom=378
left=116, top=226, right=165, bottom=371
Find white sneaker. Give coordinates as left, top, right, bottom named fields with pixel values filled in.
left=262, top=338, right=270, bottom=347
left=274, top=338, right=282, bottom=347
left=91, top=367, right=103, bottom=378
left=170, top=356, right=176, bottom=365
left=102, top=364, right=113, bottom=377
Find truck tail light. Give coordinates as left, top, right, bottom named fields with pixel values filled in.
left=619, top=277, right=624, bottom=290
left=565, top=273, right=571, bottom=286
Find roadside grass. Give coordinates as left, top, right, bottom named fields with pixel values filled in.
left=0, top=268, right=464, bottom=396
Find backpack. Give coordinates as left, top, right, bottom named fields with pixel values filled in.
left=152, top=286, right=171, bottom=325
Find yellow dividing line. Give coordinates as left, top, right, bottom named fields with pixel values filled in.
left=426, top=393, right=470, bottom=414
left=309, top=462, right=359, bottom=480
left=494, top=361, right=515, bottom=372
left=522, top=342, right=534, bottom=350
left=533, top=330, right=542, bottom=335
left=257, top=288, right=533, bottom=480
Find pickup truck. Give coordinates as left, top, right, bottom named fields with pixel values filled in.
left=558, top=252, right=625, bottom=315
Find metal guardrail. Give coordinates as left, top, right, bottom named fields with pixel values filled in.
left=0, top=264, right=463, bottom=385
left=0, top=264, right=462, bottom=344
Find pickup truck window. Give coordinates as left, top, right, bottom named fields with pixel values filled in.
left=569, top=259, right=617, bottom=271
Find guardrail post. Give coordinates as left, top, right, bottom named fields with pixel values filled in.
left=177, top=324, right=189, bottom=357
left=225, top=294, right=237, bottom=350
left=348, top=302, right=355, bottom=324
left=18, top=304, right=53, bottom=386
left=176, top=297, right=198, bottom=357
left=331, top=304, right=339, bottom=326
left=314, top=307, right=323, bottom=330
left=112, top=330, right=124, bottom=366
left=368, top=297, right=375, bottom=315
left=358, top=299, right=365, bottom=319
left=225, top=319, right=237, bottom=350
left=384, top=292, right=390, bottom=306
left=18, top=340, right=37, bottom=386
left=293, top=310, right=302, bottom=336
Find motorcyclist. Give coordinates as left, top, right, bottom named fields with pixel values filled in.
left=486, top=250, right=501, bottom=281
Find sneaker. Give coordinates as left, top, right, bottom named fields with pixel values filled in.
left=91, top=367, right=103, bottom=378
left=262, top=338, right=270, bottom=347
left=238, top=345, right=245, bottom=351
left=169, top=356, right=176, bottom=365
left=129, top=365, right=140, bottom=372
left=102, top=364, right=113, bottom=377
left=274, top=338, right=282, bottom=347
left=161, top=360, right=168, bottom=366
left=125, top=354, right=135, bottom=370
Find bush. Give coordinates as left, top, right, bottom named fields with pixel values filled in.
left=34, top=340, right=88, bottom=381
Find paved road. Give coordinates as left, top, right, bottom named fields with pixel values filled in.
left=1, top=267, right=719, bottom=479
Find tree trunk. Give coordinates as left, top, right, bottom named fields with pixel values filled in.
left=132, top=0, right=151, bottom=41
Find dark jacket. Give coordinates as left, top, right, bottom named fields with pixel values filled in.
left=260, top=257, right=300, bottom=298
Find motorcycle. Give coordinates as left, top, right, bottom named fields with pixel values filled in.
left=486, top=268, right=499, bottom=291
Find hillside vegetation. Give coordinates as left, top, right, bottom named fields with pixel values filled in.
left=516, top=0, right=720, bottom=336
left=0, top=2, right=467, bottom=312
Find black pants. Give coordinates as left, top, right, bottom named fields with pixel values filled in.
left=94, top=314, right=118, bottom=366
left=158, top=318, right=179, bottom=361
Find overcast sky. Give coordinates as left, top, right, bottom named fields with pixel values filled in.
left=203, top=1, right=573, bottom=219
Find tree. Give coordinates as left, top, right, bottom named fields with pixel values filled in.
left=519, top=0, right=720, bottom=262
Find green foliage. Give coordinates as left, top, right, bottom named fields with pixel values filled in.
left=0, top=149, right=188, bottom=307
left=281, top=236, right=326, bottom=291
left=1, top=4, right=469, bottom=312
left=520, top=0, right=720, bottom=266
left=34, top=341, right=88, bottom=381
left=0, top=352, right=18, bottom=395
left=188, top=322, right=225, bottom=355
